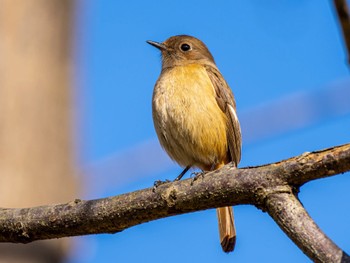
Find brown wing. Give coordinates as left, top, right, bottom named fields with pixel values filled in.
left=205, top=65, right=242, bottom=166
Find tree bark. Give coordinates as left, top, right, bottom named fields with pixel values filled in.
left=0, top=1, right=77, bottom=262
left=266, top=192, right=349, bottom=263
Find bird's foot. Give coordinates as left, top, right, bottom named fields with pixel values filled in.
left=190, top=171, right=205, bottom=185
left=153, top=179, right=171, bottom=192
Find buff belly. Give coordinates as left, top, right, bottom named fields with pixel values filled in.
left=152, top=64, right=228, bottom=170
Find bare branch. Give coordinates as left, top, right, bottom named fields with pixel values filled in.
left=0, top=144, right=349, bottom=262
left=333, top=0, right=350, bottom=63
left=266, top=191, right=350, bottom=263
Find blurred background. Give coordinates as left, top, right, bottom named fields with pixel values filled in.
left=0, top=1, right=349, bottom=262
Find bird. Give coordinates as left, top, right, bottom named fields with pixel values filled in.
left=147, top=35, right=242, bottom=253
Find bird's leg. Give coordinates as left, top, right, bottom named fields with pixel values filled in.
left=153, top=166, right=191, bottom=192
left=174, top=166, right=191, bottom=181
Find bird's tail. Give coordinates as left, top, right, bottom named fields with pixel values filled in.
left=216, top=206, right=236, bottom=253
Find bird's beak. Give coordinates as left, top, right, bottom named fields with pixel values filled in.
left=146, top=40, right=167, bottom=50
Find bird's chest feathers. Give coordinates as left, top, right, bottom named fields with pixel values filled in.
left=152, top=64, right=228, bottom=167
left=154, top=64, right=219, bottom=122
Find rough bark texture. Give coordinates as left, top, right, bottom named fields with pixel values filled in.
left=0, top=1, right=77, bottom=262
left=266, top=192, right=350, bottom=263
left=0, top=144, right=349, bottom=262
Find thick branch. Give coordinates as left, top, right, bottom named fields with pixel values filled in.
left=0, top=143, right=349, bottom=261
left=266, top=191, right=350, bottom=263
left=334, top=0, right=350, bottom=63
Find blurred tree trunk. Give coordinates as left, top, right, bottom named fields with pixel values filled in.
left=0, top=1, right=78, bottom=262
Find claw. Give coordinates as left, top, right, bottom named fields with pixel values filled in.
left=190, top=171, right=205, bottom=185
left=153, top=179, right=170, bottom=192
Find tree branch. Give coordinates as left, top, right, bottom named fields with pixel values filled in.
left=0, top=143, right=349, bottom=262
left=334, top=0, right=350, bottom=64
left=266, top=191, right=350, bottom=263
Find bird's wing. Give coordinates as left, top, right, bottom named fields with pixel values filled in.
left=205, top=65, right=242, bottom=166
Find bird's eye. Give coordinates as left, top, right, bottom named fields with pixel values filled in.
left=180, top=43, right=191, bottom=52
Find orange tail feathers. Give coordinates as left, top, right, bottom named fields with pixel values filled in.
left=217, top=206, right=236, bottom=253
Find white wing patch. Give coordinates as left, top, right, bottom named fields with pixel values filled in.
left=228, top=105, right=238, bottom=123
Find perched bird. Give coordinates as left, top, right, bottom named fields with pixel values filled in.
left=147, top=35, right=241, bottom=253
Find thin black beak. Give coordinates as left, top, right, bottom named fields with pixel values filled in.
left=146, top=40, right=167, bottom=50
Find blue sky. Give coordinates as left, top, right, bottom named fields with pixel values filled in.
left=71, top=1, right=350, bottom=262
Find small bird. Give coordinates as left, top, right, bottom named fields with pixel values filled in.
left=147, top=35, right=242, bottom=253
